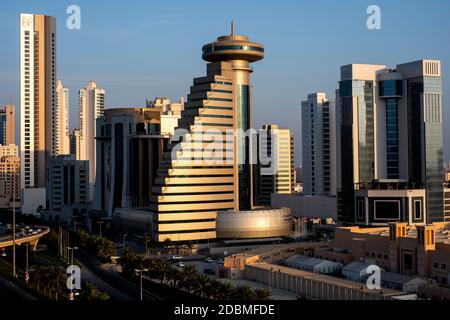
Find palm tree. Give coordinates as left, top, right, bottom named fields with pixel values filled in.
left=29, top=265, right=45, bottom=293
left=152, top=258, right=171, bottom=284
left=254, top=288, right=271, bottom=300
left=194, top=274, right=210, bottom=298
left=81, top=283, right=110, bottom=300
left=231, top=285, right=256, bottom=300
left=76, top=230, right=90, bottom=247
left=212, top=281, right=233, bottom=300
left=168, top=267, right=183, bottom=289
left=46, top=266, right=67, bottom=300
left=180, top=265, right=199, bottom=293
left=96, top=238, right=115, bottom=261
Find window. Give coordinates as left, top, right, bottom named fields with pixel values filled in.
left=357, top=199, right=364, bottom=220
left=414, top=199, right=422, bottom=220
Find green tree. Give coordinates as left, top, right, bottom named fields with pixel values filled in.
left=231, top=285, right=256, bottom=300
left=29, top=265, right=45, bottom=292
left=46, top=265, right=67, bottom=300
left=96, top=238, right=115, bottom=261
left=254, top=288, right=271, bottom=300
left=212, top=281, right=233, bottom=300
left=81, top=283, right=110, bottom=300
left=151, top=258, right=171, bottom=284
left=180, top=265, right=199, bottom=293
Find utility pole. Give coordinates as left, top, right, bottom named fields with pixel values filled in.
left=12, top=166, right=16, bottom=278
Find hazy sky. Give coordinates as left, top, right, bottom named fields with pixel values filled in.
left=0, top=0, right=449, bottom=165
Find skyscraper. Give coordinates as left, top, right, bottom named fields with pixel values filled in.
left=79, top=81, right=105, bottom=188
left=55, top=80, right=70, bottom=156
left=69, top=129, right=81, bottom=160
left=19, top=13, right=58, bottom=215
left=301, top=93, right=336, bottom=196
left=0, top=105, right=15, bottom=146
left=150, top=23, right=265, bottom=242
left=255, top=124, right=294, bottom=206
left=20, top=13, right=56, bottom=190
left=337, top=60, right=443, bottom=225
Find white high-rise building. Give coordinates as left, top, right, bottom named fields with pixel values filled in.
left=20, top=13, right=56, bottom=214
left=255, top=124, right=295, bottom=206
left=55, top=80, right=70, bottom=156
left=301, top=92, right=336, bottom=196
left=79, top=81, right=105, bottom=190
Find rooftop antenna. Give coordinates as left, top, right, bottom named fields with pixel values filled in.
left=231, top=19, right=235, bottom=35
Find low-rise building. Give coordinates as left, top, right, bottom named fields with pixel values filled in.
left=335, top=222, right=450, bottom=285
left=44, top=156, right=89, bottom=223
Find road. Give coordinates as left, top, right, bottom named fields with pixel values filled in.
left=75, top=249, right=163, bottom=301
left=0, top=275, right=22, bottom=301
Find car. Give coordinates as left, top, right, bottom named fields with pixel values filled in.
left=32, top=231, right=37, bottom=235
left=172, top=255, right=183, bottom=260
left=178, top=262, right=185, bottom=268
left=204, top=258, right=213, bottom=263
left=37, top=229, right=42, bottom=233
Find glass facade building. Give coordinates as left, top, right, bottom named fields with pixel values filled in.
left=337, top=61, right=444, bottom=225
left=407, top=76, right=443, bottom=222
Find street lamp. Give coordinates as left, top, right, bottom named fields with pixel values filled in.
left=67, top=246, right=79, bottom=266
left=123, top=234, right=127, bottom=253
left=67, top=246, right=79, bottom=300
left=98, top=220, right=104, bottom=238
left=134, top=268, right=149, bottom=301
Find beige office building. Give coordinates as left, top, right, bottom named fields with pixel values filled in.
left=55, top=80, right=70, bottom=156
left=79, top=81, right=105, bottom=187
left=0, top=156, right=20, bottom=208
left=0, top=105, right=15, bottom=146
left=0, top=144, right=19, bottom=158
left=20, top=13, right=56, bottom=190
left=150, top=24, right=265, bottom=242
left=255, top=124, right=295, bottom=206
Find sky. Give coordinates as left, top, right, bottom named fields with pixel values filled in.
left=0, top=0, right=449, bottom=166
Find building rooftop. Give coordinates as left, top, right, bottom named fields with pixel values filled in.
left=368, top=226, right=450, bottom=244
left=249, top=262, right=400, bottom=296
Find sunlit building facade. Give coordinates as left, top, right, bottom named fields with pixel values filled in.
left=0, top=105, right=15, bottom=146
left=302, top=93, right=336, bottom=196
left=55, top=80, right=70, bottom=156
left=337, top=60, right=444, bottom=225
left=150, top=24, right=265, bottom=243
left=79, top=81, right=105, bottom=187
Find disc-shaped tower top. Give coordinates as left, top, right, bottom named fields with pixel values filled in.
left=202, top=21, right=264, bottom=63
